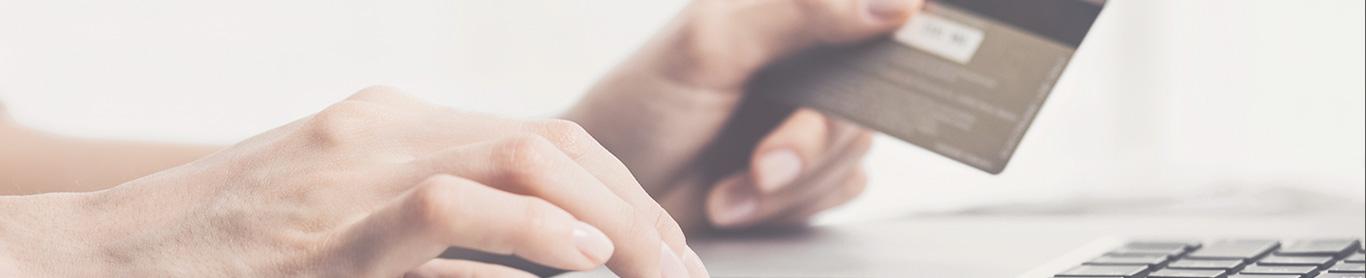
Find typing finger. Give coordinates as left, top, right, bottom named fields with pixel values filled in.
left=335, top=175, right=613, bottom=276
left=415, top=136, right=698, bottom=277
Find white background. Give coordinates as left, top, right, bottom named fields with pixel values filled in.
left=2, top=0, right=1363, bottom=223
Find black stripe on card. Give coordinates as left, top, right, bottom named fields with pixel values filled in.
left=938, top=0, right=1106, bottom=48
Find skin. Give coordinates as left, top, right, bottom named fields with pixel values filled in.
left=1, top=88, right=704, bottom=277
left=0, top=0, right=923, bottom=275
left=567, top=0, right=922, bottom=231
left=3, top=0, right=922, bottom=231
left=0, top=126, right=218, bottom=195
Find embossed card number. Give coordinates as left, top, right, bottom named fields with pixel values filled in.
left=895, top=13, right=985, bottom=64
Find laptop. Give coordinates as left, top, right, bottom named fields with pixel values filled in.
left=1020, top=237, right=1365, bottom=278
left=680, top=210, right=1364, bottom=278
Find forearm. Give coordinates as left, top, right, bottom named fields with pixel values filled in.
left=0, top=124, right=219, bottom=195
left=0, top=203, right=14, bottom=276
left=0, top=193, right=105, bottom=277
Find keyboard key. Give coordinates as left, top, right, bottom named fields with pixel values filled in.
left=1239, top=265, right=1317, bottom=275
left=1278, top=239, right=1360, bottom=256
left=1189, top=240, right=1280, bottom=260
left=1168, top=259, right=1245, bottom=269
left=1229, top=275, right=1303, bottom=278
left=1148, top=269, right=1225, bottom=278
left=1128, top=240, right=1203, bottom=250
left=1315, top=273, right=1366, bottom=278
left=1109, top=245, right=1189, bottom=257
left=1087, top=254, right=1170, bottom=266
left=1260, top=255, right=1335, bottom=266
left=1347, top=253, right=1366, bottom=263
left=1056, top=265, right=1149, bottom=277
left=1328, top=262, right=1366, bottom=273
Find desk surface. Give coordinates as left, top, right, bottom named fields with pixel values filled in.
left=689, top=212, right=1365, bottom=277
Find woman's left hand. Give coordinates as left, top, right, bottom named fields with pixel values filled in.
left=565, top=0, right=923, bottom=231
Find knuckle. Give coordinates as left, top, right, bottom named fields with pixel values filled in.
left=347, top=85, right=405, bottom=101
left=319, top=100, right=380, bottom=119
left=408, top=177, right=468, bottom=230
left=305, top=100, right=385, bottom=145
left=492, top=135, right=560, bottom=179
left=529, top=119, right=593, bottom=159
left=653, top=208, right=686, bottom=244
left=516, top=198, right=564, bottom=237
left=497, top=197, right=568, bottom=255
left=536, top=119, right=589, bottom=138
left=634, top=206, right=670, bottom=237
left=615, top=207, right=657, bottom=249
left=621, top=204, right=686, bottom=252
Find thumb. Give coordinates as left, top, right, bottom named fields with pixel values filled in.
left=729, top=0, right=924, bottom=62
left=676, top=0, right=924, bottom=88
left=749, top=109, right=829, bottom=193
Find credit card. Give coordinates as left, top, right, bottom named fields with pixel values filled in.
left=752, top=0, right=1107, bottom=174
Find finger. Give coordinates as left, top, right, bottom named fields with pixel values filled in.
left=703, top=0, right=925, bottom=63
left=380, top=111, right=700, bottom=276
left=414, top=136, right=693, bottom=278
left=703, top=173, right=758, bottom=229
left=749, top=109, right=827, bottom=193
left=404, top=259, right=536, bottom=278
left=710, top=130, right=872, bottom=229
left=752, top=120, right=869, bottom=195
left=769, top=169, right=868, bottom=226
left=708, top=166, right=865, bottom=229
left=518, top=119, right=701, bottom=277
left=338, top=175, right=614, bottom=276
left=754, top=131, right=871, bottom=224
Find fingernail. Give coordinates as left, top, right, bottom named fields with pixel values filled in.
left=713, top=180, right=759, bottom=226
left=865, top=0, right=913, bottom=21
left=660, top=242, right=689, bottom=278
left=756, top=149, right=802, bottom=193
left=571, top=221, right=614, bottom=264
left=681, top=246, right=710, bottom=278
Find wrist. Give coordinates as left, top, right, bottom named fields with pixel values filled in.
left=0, top=193, right=108, bottom=276
left=0, top=117, right=24, bottom=138
left=657, top=1, right=785, bottom=91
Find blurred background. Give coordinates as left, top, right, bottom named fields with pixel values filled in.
left=2, top=0, right=1362, bottom=223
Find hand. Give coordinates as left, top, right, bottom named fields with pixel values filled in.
left=0, top=87, right=706, bottom=277
left=565, top=0, right=922, bottom=231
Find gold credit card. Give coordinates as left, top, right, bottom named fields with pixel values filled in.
left=753, top=0, right=1107, bottom=174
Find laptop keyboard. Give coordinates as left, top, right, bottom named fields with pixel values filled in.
left=1055, top=239, right=1365, bottom=278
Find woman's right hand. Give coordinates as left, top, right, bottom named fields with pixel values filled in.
left=0, top=86, right=705, bottom=277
